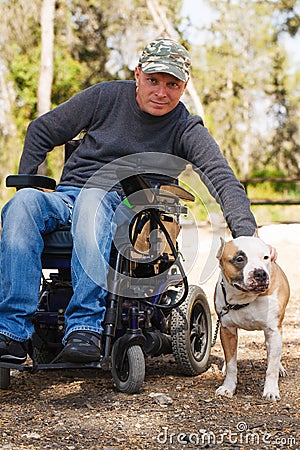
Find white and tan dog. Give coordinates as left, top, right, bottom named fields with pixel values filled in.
left=214, top=235, right=290, bottom=401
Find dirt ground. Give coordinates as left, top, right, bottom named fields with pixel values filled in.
left=0, top=223, right=299, bottom=450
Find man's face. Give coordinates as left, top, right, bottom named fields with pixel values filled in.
left=134, top=67, right=188, bottom=116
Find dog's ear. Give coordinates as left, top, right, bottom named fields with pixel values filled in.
left=253, top=228, right=259, bottom=238
left=216, top=237, right=226, bottom=260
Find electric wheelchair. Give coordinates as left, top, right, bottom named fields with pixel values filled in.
left=0, top=141, right=212, bottom=394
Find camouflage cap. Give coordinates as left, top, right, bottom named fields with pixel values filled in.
left=138, top=38, right=191, bottom=82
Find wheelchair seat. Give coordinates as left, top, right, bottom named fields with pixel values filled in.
left=43, top=226, right=73, bottom=256
left=42, top=226, right=73, bottom=269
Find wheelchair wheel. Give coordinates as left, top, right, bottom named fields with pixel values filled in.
left=170, top=284, right=212, bottom=376
left=111, top=343, right=145, bottom=394
left=0, top=367, right=10, bottom=389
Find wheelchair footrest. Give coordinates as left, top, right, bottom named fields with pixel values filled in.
left=33, top=361, right=105, bottom=371
left=0, top=359, right=106, bottom=372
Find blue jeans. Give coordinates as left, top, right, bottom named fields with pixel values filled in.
left=0, top=186, right=123, bottom=343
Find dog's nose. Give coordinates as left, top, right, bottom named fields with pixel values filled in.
left=253, top=268, right=268, bottom=282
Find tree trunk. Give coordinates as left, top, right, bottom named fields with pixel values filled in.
left=37, top=0, right=55, bottom=175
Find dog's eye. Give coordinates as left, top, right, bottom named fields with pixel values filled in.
left=263, top=255, right=269, bottom=260
left=231, top=251, right=247, bottom=266
left=236, top=256, right=245, bottom=263
left=232, top=255, right=246, bottom=265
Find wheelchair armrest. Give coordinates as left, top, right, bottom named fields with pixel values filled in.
left=159, top=184, right=195, bottom=202
left=116, top=169, right=156, bottom=205
left=6, top=174, right=56, bottom=191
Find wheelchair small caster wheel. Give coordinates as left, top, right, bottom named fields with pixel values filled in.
left=171, top=284, right=212, bottom=375
left=111, top=343, right=145, bottom=394
left=0, top=367, right=11, bottom=389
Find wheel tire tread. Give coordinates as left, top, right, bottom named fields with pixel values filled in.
left=111, top=344, right=145, bottom=394
left=171, top=285, right=212, bottom=376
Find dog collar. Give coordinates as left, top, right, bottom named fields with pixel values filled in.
left=212, top=280, right=250, bottom=348
left=220, top=280, right=249, bottom=316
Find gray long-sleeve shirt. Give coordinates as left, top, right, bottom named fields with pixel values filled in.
left=19, top=80, right=257, bottom=237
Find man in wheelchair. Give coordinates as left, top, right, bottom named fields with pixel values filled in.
left=0, top=38, right=262, bottom=367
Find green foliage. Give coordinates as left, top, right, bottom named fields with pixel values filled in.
left=192, top=0, right=300, bottom=179
left=9, top=47, right=40, bottom=129
left=274, top=0, right=300, bottom=36
left=242, top=166, right=300, bottom=225
left=246, top=169, right=300, bottom=202
left=66, top=0, right=111, bottom=86
left=52, top=50, right=90, bottom=106
left=252, top=204, right=300, bottom=224
left=263, top=49, right=300, bottom=176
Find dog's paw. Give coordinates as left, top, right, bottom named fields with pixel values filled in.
left=279, top=363, right=287, bottom=377
left=263, top=390, right=281, bottom=402
left=215, top=385, right=234, bottom=398
left=263, top=383, right=280, bottom=401
left=263, top=375, right=281, bottom=401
